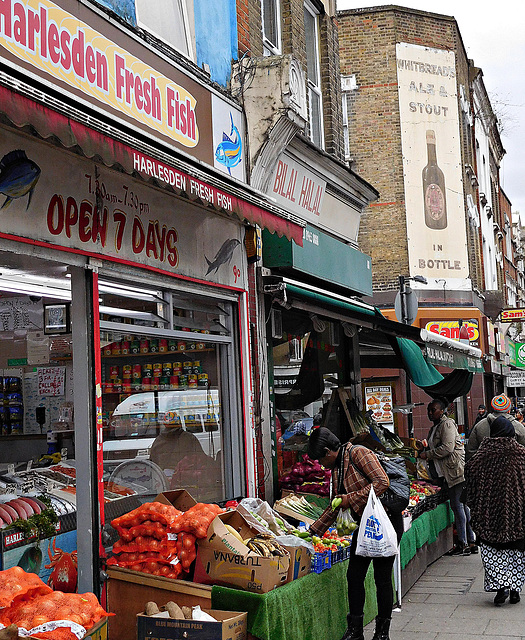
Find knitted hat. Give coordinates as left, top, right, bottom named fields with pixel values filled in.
left=491, top=394, right=511, bottom=413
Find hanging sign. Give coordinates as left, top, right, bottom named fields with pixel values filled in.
left=501, top=309, right=525, bottom=322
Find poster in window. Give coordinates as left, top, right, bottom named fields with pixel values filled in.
left=364, top=385, right=394, bottom=425
left=43, top=304, right=70, bottom=335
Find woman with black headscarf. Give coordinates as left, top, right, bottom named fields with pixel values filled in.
left=465, top=416, right=525, bottom=606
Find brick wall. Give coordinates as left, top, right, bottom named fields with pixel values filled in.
left=235, top=0, right=264, bottom=58
left=338, top=6, right=481, bottom=292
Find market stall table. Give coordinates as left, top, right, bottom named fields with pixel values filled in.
left=211, top=502, right=454, bottom=640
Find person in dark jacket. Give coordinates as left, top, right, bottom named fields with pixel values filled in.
left=466, top=394, right=525, bottom=459
left=466, top=416, right=525, bottom=606
left=308, top=427, right=401, bottom=640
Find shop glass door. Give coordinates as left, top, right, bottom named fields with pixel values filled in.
left=98, top=277, right=243, bottom=525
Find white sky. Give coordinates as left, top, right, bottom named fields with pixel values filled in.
left=336, top=1, right=525, bottom=214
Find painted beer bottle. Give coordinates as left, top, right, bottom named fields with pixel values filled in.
left=422, top=130, right=447, bottom=229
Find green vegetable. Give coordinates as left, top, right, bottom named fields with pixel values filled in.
left=331, top=497, right=342, bottom=510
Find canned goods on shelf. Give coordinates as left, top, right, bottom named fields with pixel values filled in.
left=159, top=339, right=168, bottom=353
left=192, top=361, right=201, bottom=374
left=178, top=374, right=188, bottom=388
left=142, top=364, right=153, bottom=377
left=169, top=339, right=178, bottom=352
left=131, top=340, right=140, bottom=354
left=177, top=341, right=187, bottom=351
left=149, top=339, right=159, bottom=353
left=121, top=340, right=131, bottom=355
left=188, top=374, right=198, bottom=388
left=132, top=365, right=142, bottom=379
left=109, top=365, right=119, bottom=379
left=140, top=339, right=150, bottom=354
left=111, top=342, right=122, bottom=355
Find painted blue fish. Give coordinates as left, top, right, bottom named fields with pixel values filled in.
left=215, top=113, right=242, bottom=175
left=0, top=149, right=41, bottom=209
left=205, top=238, right=241, bottom=274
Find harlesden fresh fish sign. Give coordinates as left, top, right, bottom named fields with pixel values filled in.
left=0, top=0, right=198, bottom=147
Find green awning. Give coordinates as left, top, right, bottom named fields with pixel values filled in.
left=285, top=283, right=378, bottom=318
left=394, top=337, right=474, bottom=401
left=396, top=337, right=444, bottom=387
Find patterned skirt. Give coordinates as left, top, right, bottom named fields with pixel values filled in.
left=480, top=543, right=525, bottom=592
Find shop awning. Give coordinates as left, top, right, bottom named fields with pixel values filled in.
left=280, top=279, right=482, bottom=401
left=282, top=279, right=422, bottom=340
left=394, top=337, right=474, bottom=401
left=420, top=329, right=484, bottom=373
left=0, top=84, right=304, bottom=245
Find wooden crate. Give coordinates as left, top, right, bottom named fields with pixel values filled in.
left=107, top=567, right=212, bottom=640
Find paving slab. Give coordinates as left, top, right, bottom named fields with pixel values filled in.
left=362, top=550, right=525, bottom=638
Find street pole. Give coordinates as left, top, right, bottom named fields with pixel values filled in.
left=398, top=275, right=414, bottom=437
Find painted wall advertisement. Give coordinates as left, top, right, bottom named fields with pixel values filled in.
left=0, top=0, right=244, bottom=181
left=364, top=386, right=393, bottom=425
left=396, top=43, right=468, bottom=287
left=0, top=126, right=246, bottom=289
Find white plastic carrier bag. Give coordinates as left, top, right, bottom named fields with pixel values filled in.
left=355, top=486, right=399, bottom=558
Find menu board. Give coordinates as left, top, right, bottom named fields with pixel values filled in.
left=364, top=385, right=393, bottom=425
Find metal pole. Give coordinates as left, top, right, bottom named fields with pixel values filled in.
left=398, top=275, right=414, bottom=436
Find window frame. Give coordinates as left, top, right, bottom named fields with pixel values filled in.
left=262, top=0, right=282, bottom=56
left=303, top=1, right=324, bottom=149
left=135, top=0, right=195, bottom=61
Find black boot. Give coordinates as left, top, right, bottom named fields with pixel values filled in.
left=371, top=616, right=391, bottom=640
left=341, top=615, right=364, bottom=640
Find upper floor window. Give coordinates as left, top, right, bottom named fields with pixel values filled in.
left=135, top=0, right=195, bottom=60
left=262, top=0, right=281, bottom=55
left=303, top=2, right=323, bottom=149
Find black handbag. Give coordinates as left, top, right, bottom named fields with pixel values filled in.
left=347, top=445, right=410, bottom=513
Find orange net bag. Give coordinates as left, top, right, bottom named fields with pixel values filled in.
left=175, top=532, right=197, bottom=571
left=0, top=567, right=52, bottom=609
left=111, top=502, right=182, bottom=533
left=0, top=590, right=111, bottom=638
left=171, top=503, right=223, bottom=538
left=111, top=536, right=177, bottom=555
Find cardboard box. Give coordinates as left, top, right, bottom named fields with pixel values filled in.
left=29, top=617, right=107, bottom=640
left=155, top=489, right=198, bottom=511
left=137, top=609, right=247, bottom=640
left=107, top=567, right=212, bottom=640
left=283, top=543, right=312, bottom=581
left=193, top=511, right=289, bottom=593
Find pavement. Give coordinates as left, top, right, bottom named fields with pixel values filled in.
left=363, top=550, right=525, bottom=639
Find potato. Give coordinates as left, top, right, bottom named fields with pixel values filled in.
left=181, top=605, right=192, bottom=619
left=145, top=601, right=160, bottom=616
left=165, top=601, right=185, bottom=620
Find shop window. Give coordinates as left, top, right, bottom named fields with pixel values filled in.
left=303, top=1, right=324, bottom=149
left=135, top=0, right=195, bottom=60
left=99, top=279, right=239, bottom=509
left=262, top=0, right=281, bottom=55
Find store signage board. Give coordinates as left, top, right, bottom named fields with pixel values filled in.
left=364, top=386, right=393, bottom=425
left=506, top=371, right=525, bottom=387
left=396, top=43, right=469, bottom=290
left=262, top=225, right=372, bottom=296
left=0, top=127, right=246, bottom=290
left=425, top=346, right=484, bottom=373
left=424, top=319, right=480, bottom=347
left=0, top=0, right=245, bottom=181
left=511, top=343, right=525, bottom=370
left=501, top=308, right=525, bottom=322
left=269, top=153, right=326, bottom=224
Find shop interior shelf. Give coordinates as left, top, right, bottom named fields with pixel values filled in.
left=101, top=348, right=215, bottom=359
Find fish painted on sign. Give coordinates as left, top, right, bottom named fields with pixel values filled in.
left=17, top=544, right=43, bottom=574
left=205, top=239, right=241, bottom=274
left=215, top=113, right=242, bottom=175
left=0, top=149, right=41, bottom=209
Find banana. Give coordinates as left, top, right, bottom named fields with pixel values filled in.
left=248, top=539, right=271, bottom=557
left=225, top=524, right=245, bottom=545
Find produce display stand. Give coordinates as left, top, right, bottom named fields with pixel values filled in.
left=210, top=503, right=454, bottom=640
left=399, top=501, right=454, bottom=595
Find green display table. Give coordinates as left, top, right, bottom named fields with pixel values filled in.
left=211, top=502, right=454, bottom=640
